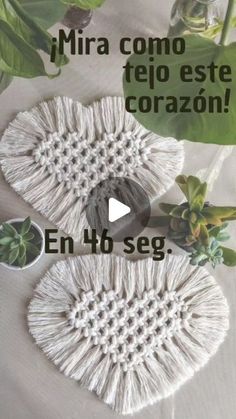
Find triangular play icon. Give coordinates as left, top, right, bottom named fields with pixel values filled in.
left=108, top=198, right=131, bottom=222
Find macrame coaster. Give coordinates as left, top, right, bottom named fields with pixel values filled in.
left=0, top=97, right=184, bottom=240
left=28, top=254, right=229, bottom=415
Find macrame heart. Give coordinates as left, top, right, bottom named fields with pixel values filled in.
left=28, top=255, right=229, bottom=414
left=0, top=97, right=184, bottom=240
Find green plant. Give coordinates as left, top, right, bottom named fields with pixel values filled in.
left=61, top=0, right=105, bottom=9
left=19, top=0, right=68, bottom=29
left=0, top=0, right=68, bottom=94
left=150, top=175, right=236, bottom=268
left=123, top=0, right=236, bottom=145
left=0, top=70, right=12, bottom=94
left=0, top=217, right=42, bottom=267
left=0, top=0, right=107, bottom=95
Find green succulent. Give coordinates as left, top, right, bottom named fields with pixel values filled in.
left=190, top=237, right=224, bottom=268
left=189, top=223, right=230, bottom=268
left=0, top=217, right=41, bottom=268
left=149, top=175, right=236, bottom=268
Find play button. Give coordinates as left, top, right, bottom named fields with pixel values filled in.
left=86, top=177, right=151, bottom=242
left=109, top=198, right=131, bottom=222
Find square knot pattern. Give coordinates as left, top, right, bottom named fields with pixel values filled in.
left=28, top=255, right=229, bottom=415
left=0, top=96, right=184, bottom=239
left=33, top=130, right=149, bottom=197
left=67, top=289, right=190, bottom=372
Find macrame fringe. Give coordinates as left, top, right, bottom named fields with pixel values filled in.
left=0, top=97, right=184, bottom=241
left=28, top=255, right=229, bottom=414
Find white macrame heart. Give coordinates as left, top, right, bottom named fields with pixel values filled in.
left=28, top=254, right=229, bottom=415
left=0, top=97, right=184, bottom=240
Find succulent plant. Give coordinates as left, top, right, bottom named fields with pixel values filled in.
left=0, top=217, right=42, bottom=268
left=149, top=175, right=236, bottom=268
left=190, top=237, right=224, bottom=268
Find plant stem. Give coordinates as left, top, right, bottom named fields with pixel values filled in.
left=220, top=0, right=236, bottom=45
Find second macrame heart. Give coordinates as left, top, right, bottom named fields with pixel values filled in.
left=0, top=97, right=184, bottom=240
left=28, top=254, right=229, bottom=414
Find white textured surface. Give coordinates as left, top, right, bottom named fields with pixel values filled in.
left=0, top=96, right=183, bottom=240
left=28, top=255, right=229, bottom=415
left=0, top=1, right=236, bottom=418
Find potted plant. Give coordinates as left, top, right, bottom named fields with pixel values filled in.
left=0, top=217, right=44, bottom=270
left=149, top=175, right=236, bottom=268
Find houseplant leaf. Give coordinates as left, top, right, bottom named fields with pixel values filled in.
left=0, top=71, right=12, bottom=94
left=19, top=0, right=67, bottom=29
left=8, top=246, right=19, bottom=264
left=20, top=216, right=31, bottom=235
left=0, top=19, right=57, bottom=78
left=123, top=35, right=236, bottom=145
left=159, top=203, right=179, bottom=215
left=202, top=206, right=236, bottom=219
left=18, top=252, right=27, bottom=267
left=222, top=246, right=236, bottom=267
left=23, top=232, right=35, bottom=241
left=2, top=222, right=17, bottom=237
left=0, top=236, right=13, bottom=246
left=61, top=0, right=105, bottom=9
left=2, top=0, right=68, bottom=68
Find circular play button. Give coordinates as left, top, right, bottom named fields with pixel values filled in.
left=86, top=177, right=151, bottom=242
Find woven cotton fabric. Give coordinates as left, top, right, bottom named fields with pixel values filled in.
left=0, top=97, right=184, bottom=240
left=28, top=254, right=229, bottom=414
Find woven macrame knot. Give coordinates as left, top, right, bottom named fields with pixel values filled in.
left=67, top=288, right=190, bottom=372
left=33, top=130, right=150, bottom=197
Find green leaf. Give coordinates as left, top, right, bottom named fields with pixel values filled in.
left=0, top=70, right=12, bottom=94
left=19, top=243, right=26, bottom=258
left=2, top=222, right=18, bottom=237
left=61, top=0, right=105, bottom=10
left=186, top=176, right=202, bottom=203
left=199, top=224, right=209, bottom=245
left=19, top=0, right=67, bottom=29
left=175, top=175, right=207, bottom=209
left=0, top=19, right=57, bottom=78
left=2, top=0, right=68, bottom=68
left=159, top=203, right=179, bottom=215
left=23, top=232, right=35, bottom=241
left=10, top=241, right=20, bottom=250
left=0, top=236, right=13, bottom=245
left=189, top=222, right=201, bottom=237
left=202, top=206, right=236, bottom=219
left=8, top=246, right=19, bottom=264
left=123, top=35, right=236, bottom=145
left=0, top=0, right=68, bottom=78
left=170, top=206, right=185, bottom=219
left=180, top=176, right=207, bottom=210
left=26, top=242, right=40, bottom=256
left=18, top=252, right=27, bottom=267
left=20, top=216, right=31, bottom=235
left=217, top=232, right=230, bottom=242
left=222, top=246, right=236, bottom=267
left=209, top=225, right=222, bottom=237
left=190, top=183, right=207, bottom=211
left=203, top=215, right=222, bottom=226
left=223, top=216, right=236, bottom=221
left=175, top=175, right=188, bottom=200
